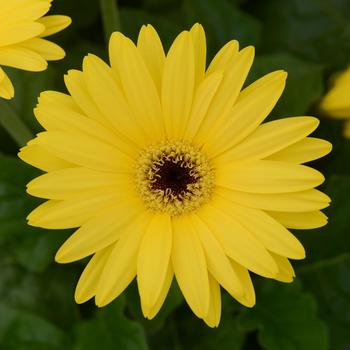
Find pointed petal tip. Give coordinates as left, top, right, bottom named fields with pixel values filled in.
left=74, top=292, right=88, bottom=305
left=54, top=250, right=67, bottom=264
left=94, top=294, right=111, bottom=308
left=203, top=319, right=220, bottom=328
left=289, top=246, right=306, bottom=260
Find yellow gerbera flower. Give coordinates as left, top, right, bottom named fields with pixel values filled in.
left=319, top=65, right=350, bottom=138
left=19, top=24, right=332, bottom=327
left=0, top=0, right=71, bottom=99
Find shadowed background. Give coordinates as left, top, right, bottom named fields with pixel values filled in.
left=1, top=0, right=350, bottom=349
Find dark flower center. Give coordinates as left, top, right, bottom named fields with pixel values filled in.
left=135, top=140, right=214, bottom=216
left=151, top=160, right=197, bottom=197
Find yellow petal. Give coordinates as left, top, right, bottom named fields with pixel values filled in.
left=56, top=202, right=142, bottom=263
left=144, top=263, right=174, bottom=320
left=81, top=54, right=146, bottom=149
left=137, top=214, right=172, bottom=314
left=18, top=143, right=73, bottom=172
left=27, top=191, right=122, bottom=229
left=27, top=167, right=130, bottom=200
left=189, top=23, right=206, bottom=86
left=216, top=187, right=330, bottom=212
left=196, top=46, right=255, bottom=145
left=64, top=69, right=108, bottom=126
left=191, top=214, right=243, bottom=297
left=205, top=71, right=287, bottom=155
left=0, top=0, right=50, bottom=23
left=75, top=245, right=114, bottom=304
left=266, top=137, right=332, bottom=163
left=268, top=210, right=328, bottom=229
left=36, top=89, right=138, bottom=158
left=183, top=71, right=223, bottom=140
left=319, top=67, right=350, bottom=117
left=203, top=275, right=221, bottom=328
left=37, top=90, right=81, bottom=114
left=213, top=194, right=305, bottom=259
left=172, top=215, right=209, bottom=318
left=119, top=36, right=164, bottom=141
left=0, top=22, right=44, bottom=46
left=34, top=105, right=133, bottom=155
left=216, top=160, right=324, bottom=193
left=20, top=38, right=65, bottom=60
left=206, top=40, right=239, bottom=74
left=270, top=252, right=295, bottom=283
left=230, top=260, right=256, bottom=307
left=108, top=31, right=123, bottom=82
left=35, top=131, right=133, bottom=173
left=0, top=67, right=14, bottom=99
left=95, top=212, right=154, bottom=307
left=38, top=15, right=72, bottom=37
left=217, top=117, right=320, bottom=162
left=198, top=204, right=278, bottom=278
left=162, top=31, right=195, bottom=139
left=137, top=24, right=165, bottom=92
left=0, top=46, right=47, bottom=71
left=343, top=120, right=350, bottom=138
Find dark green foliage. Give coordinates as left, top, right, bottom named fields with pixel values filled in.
left=1, top=0, right=350, bottom=349
left=238, top=281, right=329, bottom=350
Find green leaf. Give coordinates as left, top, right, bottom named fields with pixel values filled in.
left=296, top=174, right=350, bottom=349
left=1, top=306, right=69, bottom=350
left=7, top=68, right=55, bottom=133
left=74, top=296, right=149, bottom=350
left=163, top=294, right=246, bottom=350
left=301, top=260, right=350, bottom=350
left=0, top=155, right=66, bottom=272
left=238, top=281, right=329, bottom=350
left=183, top=0, right=261, bottom=56
left=249, top=53, right=324, bottom=117
left=255, top=0, right=350, bottom=68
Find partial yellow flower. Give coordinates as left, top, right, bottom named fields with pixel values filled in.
left=319, top=65, right=350, bottom=137
left=19, top=24, right=332, bottom=327
left=0, top=0, right=71, bottom=99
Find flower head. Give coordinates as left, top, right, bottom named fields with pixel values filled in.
left=319, top=65, right=350, bottom=137
left=19, top=24, right=332, bottom=327
left=0, top=0, right=71, bottom=99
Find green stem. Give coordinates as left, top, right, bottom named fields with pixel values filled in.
left=298, top=252, right=350, bottom=274
left=99, top=0, right=121, bottom=43
left=0, top=100, right=34, bottom=147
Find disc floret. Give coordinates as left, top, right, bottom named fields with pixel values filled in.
left=135, top=140, right=214, bottom=216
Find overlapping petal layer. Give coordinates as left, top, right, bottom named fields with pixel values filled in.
left=20, top=24, right=331, bottom=327
left=0, top=0, right=71, bottom=99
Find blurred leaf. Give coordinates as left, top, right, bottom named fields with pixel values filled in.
left=183, top=0, right=262, bottom=57
left=0, top=155, right=65, bottom=272
left=249, top=53, right=324, bottom=116
left=15, top=232, right=66, bottom=273
left=7, top=69, right=55, bottom=132
left=1, top=306, right=69, bottom=350
left=74, top=296, right=149, bottom=350
left=301, top=260, right=350, bottom=350
left=238, top=281, right=329, bottom=350
left=173, top=293, right=246, bottom=350
left=292, top=175, right=350, bottom=349
left=255, top=0, right=350, bottom=68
